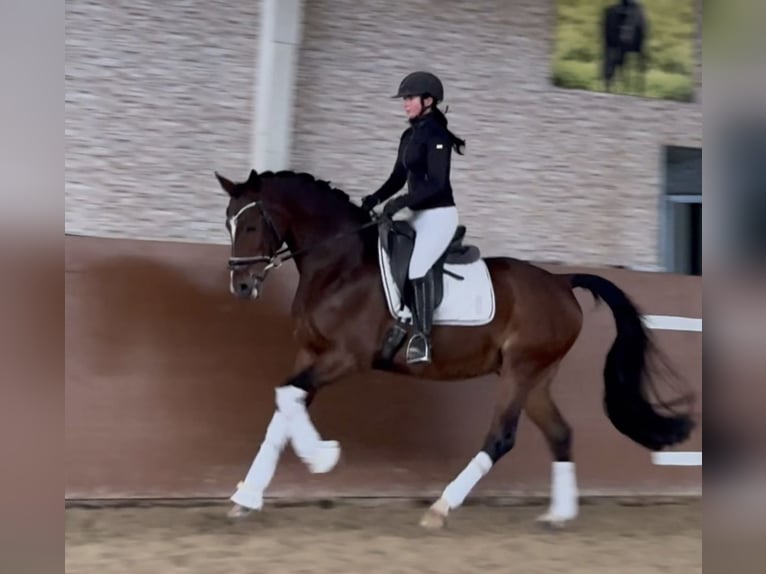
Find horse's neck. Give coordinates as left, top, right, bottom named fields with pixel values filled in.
left=283, top=206, right=369, bottom=313
left=288, top=219, right=365, bottom=271
left=287, top=218, right=364, bottom=317
left=285, top=198, right=365, bottom=316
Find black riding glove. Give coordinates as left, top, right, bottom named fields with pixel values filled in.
left=383, top=196, right=409, bottom=217
left=361, top=194, right=379, bottom=212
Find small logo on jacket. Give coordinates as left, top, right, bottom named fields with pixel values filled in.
left=436, top=144, right=444, bottom=149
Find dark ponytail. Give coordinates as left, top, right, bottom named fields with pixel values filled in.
left=429, top=104, right=466, bottom=155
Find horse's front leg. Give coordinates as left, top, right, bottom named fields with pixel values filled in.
left=228, top=405, right=290, bottom=517
left=228, top=348, right=355, bottom=517
left=275, top=349, right=355, bottom=474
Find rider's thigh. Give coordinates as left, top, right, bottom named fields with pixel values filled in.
left=408, top=207, right=459, bottom=279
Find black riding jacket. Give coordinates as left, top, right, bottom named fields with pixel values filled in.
left=371, top=112, right=456, bottom=211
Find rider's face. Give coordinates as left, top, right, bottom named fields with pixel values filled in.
left=403, top=95, right=433, bottom=119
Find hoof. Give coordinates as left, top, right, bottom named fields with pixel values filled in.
left=227, top=504, right=253, bottom=519
left=308, top=440, right=341, bottom=474
left=229, top=482, right=264, bottom=513
left=420, top=508, right=447, bottom=529
left=536, top=511, right=575, bottom=529
left=420, top=498, right=449, bottom=529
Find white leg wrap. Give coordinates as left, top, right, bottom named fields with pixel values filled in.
left=230, top=409, right=289, bottom=510
left=275, top=385, right=340, bottom=474
left=548, top=461, right=578, bottom=520
left=441, top=451, right=493, bottom=509
left=276, top=386, right=319, bottom=457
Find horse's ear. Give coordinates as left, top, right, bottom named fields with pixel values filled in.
left=244, top=168, right=261, bottom=192
left=215, top=171, right=237, bottom=196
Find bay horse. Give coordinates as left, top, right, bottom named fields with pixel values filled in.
left=215, top=168, right=695, bottom=529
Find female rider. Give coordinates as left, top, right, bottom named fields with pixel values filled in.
left=361, top=71, right=466, bottom=365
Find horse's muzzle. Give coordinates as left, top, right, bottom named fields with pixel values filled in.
left=230, top=276, right=262, bottom=300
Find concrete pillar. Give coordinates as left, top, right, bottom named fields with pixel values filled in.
left=251, top=0, right=304, bottom=172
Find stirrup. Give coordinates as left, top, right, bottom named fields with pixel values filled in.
left=406, top=333, right=431, bottom=364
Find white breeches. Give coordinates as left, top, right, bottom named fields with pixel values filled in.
left=406, top=206, right=459, bottom=279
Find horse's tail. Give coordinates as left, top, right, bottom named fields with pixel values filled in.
left=566, top=273, right=696, bottom=450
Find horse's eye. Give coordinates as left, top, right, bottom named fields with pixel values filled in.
left=245, top=225, right=258, bottom=233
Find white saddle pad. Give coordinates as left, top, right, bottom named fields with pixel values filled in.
left=377, top=239, right=496, bottom=326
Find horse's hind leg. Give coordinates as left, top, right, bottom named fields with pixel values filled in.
left=523, top=367, right=579, bottom=527
left=420, top=357, right=549, bottom=529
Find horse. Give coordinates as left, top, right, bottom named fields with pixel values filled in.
left=602, top=0, right=649, bottom=94
left=214, top=168, right=695, bottom=529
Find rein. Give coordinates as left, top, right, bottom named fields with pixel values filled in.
left=227, top=201, right=382, bottom=272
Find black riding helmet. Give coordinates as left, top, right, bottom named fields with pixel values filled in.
left=392, top=71, right=444, bottom=103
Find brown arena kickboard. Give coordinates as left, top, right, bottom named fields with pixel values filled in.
left=65, top=234, right=701, bottom=500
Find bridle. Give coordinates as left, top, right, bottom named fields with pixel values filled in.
left=227, top=200, right=289, bottom=275
left=227, top=200, right=381, bottom=276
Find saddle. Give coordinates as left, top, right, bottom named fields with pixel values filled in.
left=379, top=219, right=481, bottom=312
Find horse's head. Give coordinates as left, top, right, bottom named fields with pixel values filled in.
left=216, top=168, right=375, bottom=300
left=215, top=169, right=287, bottom=300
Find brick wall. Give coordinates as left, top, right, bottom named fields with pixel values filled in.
left=65, top=0, right=260, bottom=243
left=65, top=0, right=701, bottom=270
left=290, top=0, right=702, bottom=270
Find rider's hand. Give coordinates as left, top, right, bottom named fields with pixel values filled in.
left=361, top=194, right=379, bottom=212
left=383, top=196, right=408, bottom=217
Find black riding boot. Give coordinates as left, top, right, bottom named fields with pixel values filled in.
left=406, top=277, right=434, bottom=364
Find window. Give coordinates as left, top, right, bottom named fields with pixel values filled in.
left=660, top=145, right=701, bottom=275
